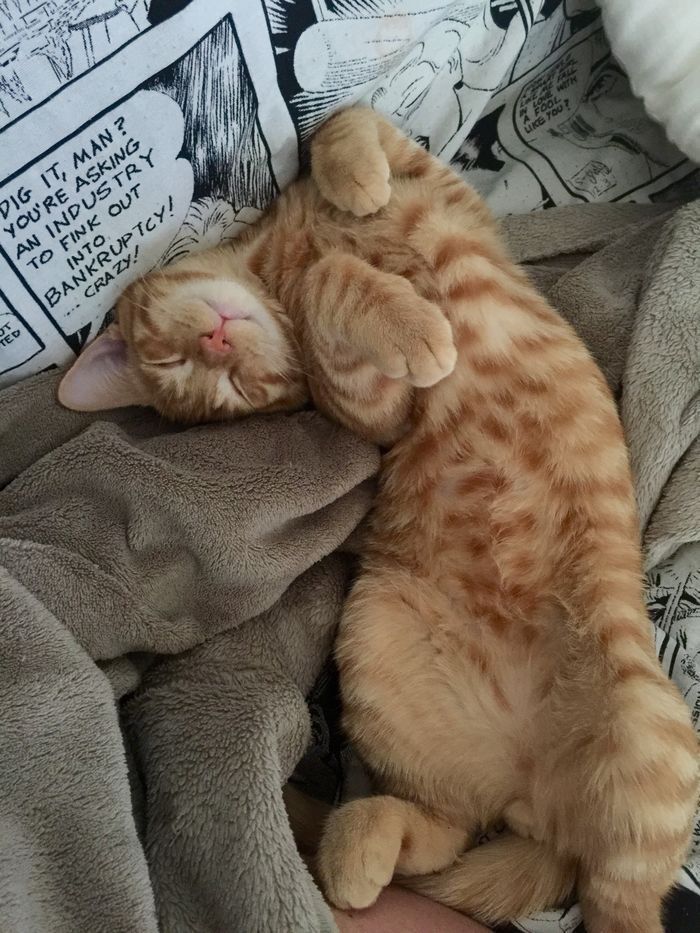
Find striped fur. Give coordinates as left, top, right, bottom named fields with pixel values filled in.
left=60, top=107, right=698, bottom=931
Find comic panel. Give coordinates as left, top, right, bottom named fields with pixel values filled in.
left=451, top=102, right=556, bottom=212
left=0, top=12, right=278, bottom=367
left=0, top=0, right=197, bottom=130
left=263, top=0, right=544, bottom=162
left=451, top=21, right=694, bottom=212
left=509, top=30, right=687, bottom=203
left=648, top=543, right=700, bottom=906
left=263, top=0, right=454, bottom=139
left=508, top=30, right=686, bottom=203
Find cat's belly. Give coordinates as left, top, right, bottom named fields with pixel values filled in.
left=336, top=571, right=558, bottom=826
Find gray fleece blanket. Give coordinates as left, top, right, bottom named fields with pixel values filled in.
left=0, top=400, right=379, bottom=933
left=1, top=200, right=699, bottom=933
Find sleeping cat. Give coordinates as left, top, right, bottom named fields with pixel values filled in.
left=59, top=107, right=698, bottom=933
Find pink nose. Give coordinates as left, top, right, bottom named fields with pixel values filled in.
left=200, top=324, right=232, bottom=355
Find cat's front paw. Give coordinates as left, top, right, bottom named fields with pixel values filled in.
left=373, top=298, right=457, bottom=388
left=313, top=150, right=391, bottom=217
left=316, top=800, right=403, bottom=910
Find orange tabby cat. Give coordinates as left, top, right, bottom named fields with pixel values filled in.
left=59, top=108, right=698, bottom=933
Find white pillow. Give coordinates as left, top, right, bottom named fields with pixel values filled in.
left=599, top=0, right=700, bottom=163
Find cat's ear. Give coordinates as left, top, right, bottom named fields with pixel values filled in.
left=58, top=324, right=149, bottom=412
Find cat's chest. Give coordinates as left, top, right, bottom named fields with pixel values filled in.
left=363, top=239, right=434, bottom=289
left=300, top=210, right=436, bottom=294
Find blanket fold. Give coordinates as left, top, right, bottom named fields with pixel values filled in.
left=125, top=560, right=347, bottom=933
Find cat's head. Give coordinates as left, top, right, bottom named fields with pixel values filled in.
left=58, top=266, right=308, bottom=422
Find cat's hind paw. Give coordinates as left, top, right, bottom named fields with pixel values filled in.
left=316, top=799, right=403, bottom=910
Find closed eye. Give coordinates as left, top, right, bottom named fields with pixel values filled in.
left=143, top=358, right=186, bottom=370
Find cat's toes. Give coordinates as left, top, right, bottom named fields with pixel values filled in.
left=375, top=304, right=457, bottom=388
left=319, top=838, right=395, bottom=910
left=314, top=154, right=391, bottom=217
left=337, top=168, right=392, bottom=217
left=317, top=802, right=402, bottom=910
left=405, top=320, right=458, bottom=388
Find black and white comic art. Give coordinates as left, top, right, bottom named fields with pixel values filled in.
left=0, top=1, right=194, bottom=127
left=1, top=7, right=699, bottom=929
left=449, top=0, right=697, bottom=213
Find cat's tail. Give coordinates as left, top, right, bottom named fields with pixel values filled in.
left=545, top=495, right=699, bottom=933
left=401, top=833, right=575, bottom=923
left=534, top=647, right=698, bottom=933
left=404, top=832, right=693, bottom=933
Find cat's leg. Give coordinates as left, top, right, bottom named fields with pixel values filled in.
left=317, top=795, right=469, bottom=911
left=301, top=251, right=456, bottom=441
left=305, top=252, right=456, bottom=388
left=311, top=110, right=392, bottom=216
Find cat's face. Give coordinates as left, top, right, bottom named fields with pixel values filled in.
left=58, top=269, right=308, bottom=422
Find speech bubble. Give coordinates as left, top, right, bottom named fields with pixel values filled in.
left=294, top=8, right=437, bottom=93
left=0, top=89, right=194, bottom=344
left=514, top=45, right=590, bottom=142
